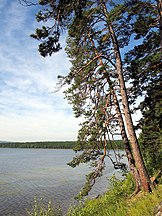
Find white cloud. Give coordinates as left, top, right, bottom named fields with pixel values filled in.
left=0, top=0, right=142, bottom=142
left=0, top=0, right=81, bottom=141
left=0, top=111, right=81, bottom=142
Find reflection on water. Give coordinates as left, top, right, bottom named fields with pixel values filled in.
left=0, top=148, right=126, bottom=216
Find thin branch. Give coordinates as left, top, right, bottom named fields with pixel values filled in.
left=18, top=0, right=38, bottom=6
left=76, top=53, right=103, bottom=75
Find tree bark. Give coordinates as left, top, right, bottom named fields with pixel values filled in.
left=109, top=89, right=141, bottom=187
left=89, top=35, right=141, bottom=191
left=112, top=91, right=141, bottom=193
left=101, top=2, right=152, bottom=192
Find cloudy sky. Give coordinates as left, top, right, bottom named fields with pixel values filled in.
left=0, top=0, right=82, bottom=142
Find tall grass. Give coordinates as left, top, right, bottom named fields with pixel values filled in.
left=67, top=175, right=162, bottom=216
left=127, top=185, right=162, bottom=216
left=26, top=199, right=62, bottom=216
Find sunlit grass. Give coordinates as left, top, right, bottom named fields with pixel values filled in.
left=127, top=185, right=162, bottom=216
left=67, top=175, right=162, bottom=216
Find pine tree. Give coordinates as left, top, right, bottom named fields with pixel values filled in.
left=124, top=0, right=162, bottom=178
left=20, top=0, right=161, bottom=194
left=139, top=83, right=162, bottom=176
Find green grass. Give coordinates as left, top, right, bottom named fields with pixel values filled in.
left=26, top=199, right=62, bottom=216
left=126, top=185, right=162, bottom=216
left=67, top=175, right=162, bottom=216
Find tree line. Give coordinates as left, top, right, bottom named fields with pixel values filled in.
left=0, top=140, right=124, bottom=149
left=0, top=141, right=76, bottom=149
left=20, top=0, right=162, bottom=198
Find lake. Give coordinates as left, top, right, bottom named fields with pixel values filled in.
left=0, top=148, right=127, bottom=216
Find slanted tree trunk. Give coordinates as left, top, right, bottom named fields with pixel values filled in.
left=110, top=25, right=151, bottom=192
left=101, top=2, right=152, bottom=192
left=112, top=91, right=141, bottom=193
left=89, top=36, right=141, bottom=191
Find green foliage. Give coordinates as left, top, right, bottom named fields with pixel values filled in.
left=68, top=174, right=135, bottom=216
left=138, top=83, right=162, bottom=176
left=0, top=141, right=76, bottom=149
left=0, top=140, right=124, bottom=150
left=26, top=198, right=62, bottom=216
left=68, top=175, right=162, bottom=216
left=74, top=158, right=106, bottom=200
left=68, top=140, right=124, bottom=168
left=26, top=0, right=88, bottom=57
left=73, top=139, right=124, bottom=152
left=67, top=149, right=102, bottom=167
left=124, top=0, right=160, bottom=104
left=21, top=0, right=161, bottom=196
left=124, top=0, right=161, bottom=177
left=127, top=186, right=162, bottom=216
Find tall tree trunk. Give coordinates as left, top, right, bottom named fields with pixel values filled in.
left=112, top=91, right=141, bottom=193
left=89, top=36, right=141, bottom=191
left=101, top=2, right=152, bottom=192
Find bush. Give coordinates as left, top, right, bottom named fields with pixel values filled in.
left=67, top=174, right=135, bottom=216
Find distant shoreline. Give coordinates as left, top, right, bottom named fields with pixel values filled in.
left=0, top=141, right=76, bottom=149
left=0, top=140, right=124, bottom=149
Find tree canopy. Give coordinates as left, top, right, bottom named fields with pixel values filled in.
left=20, top=0, right=162, bottom=197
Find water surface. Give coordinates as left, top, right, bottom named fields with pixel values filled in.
left=0, top=148, right=126, bottom=215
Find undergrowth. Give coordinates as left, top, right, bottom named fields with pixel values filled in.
left=68, top=174, right=162, bottom=216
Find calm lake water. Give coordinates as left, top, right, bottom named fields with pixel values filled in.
left=0, top=148, right=127, bottom=216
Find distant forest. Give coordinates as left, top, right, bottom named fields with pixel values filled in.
left=0, top=140, right=124, bottom=149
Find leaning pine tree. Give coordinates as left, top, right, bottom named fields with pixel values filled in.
left=20, top=0, right=160, bottom=194
left=64, top=20, right=141, bottom=196
left=98, top=1, right=151, bottom=192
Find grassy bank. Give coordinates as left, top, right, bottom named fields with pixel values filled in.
left=68, top=175, right=162, bottom=216
left=27, top=174, right=162, bottom=216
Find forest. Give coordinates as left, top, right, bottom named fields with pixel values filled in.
left=0, top=141, right=76, bottom=149
left=0, top=140, right=123, bottom=149
left=18, top=0, right=162, bottom=215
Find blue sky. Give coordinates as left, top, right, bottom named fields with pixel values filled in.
left=0, top=0, right=142, bottom=142
left=0, top=0, right=81, bottom=141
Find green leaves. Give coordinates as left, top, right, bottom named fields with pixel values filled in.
left=106, top=4, right=126, bottom=23
left=138, top=83, right=162, bottom=176
left=26, top=0, right=161, bottom=195
left=67, top=149, right=102, bottom=168
left=31, top=27, right=61, bottom=57
left=31, top=26, right=49, bottom=39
